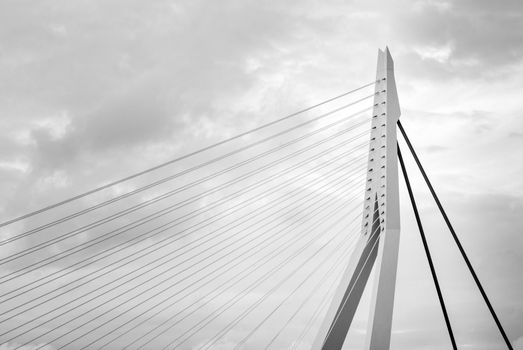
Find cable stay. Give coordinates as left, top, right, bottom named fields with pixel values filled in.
left=0, top=105, right=372, bottom=267
left=96, top=201, right=362, bottom=350
left=2, top=152, right=366, bottom=301
left=163, top=213, right=380, bottom=350
left=230, top=239, right=350, bottom=350
left=0, top=81, right=376, bottom=231
left=232, top=233, right=355, bottom=350
left=201, top=214, right=382, bottom=350
left=0, top=114, right=371, bottom=285
left=164, top=219, right=355, bottom=350
left=0, top=80, right=378, bottom=350
left=119, top=207, right=362, bottom=350
left=1, top=150, right=367, bottom=339
left=80, top=195, right=366, bottom=350
left=291, top=273, right=342, bottom=350
left=2, top=99, right=373, bottom=251
left=0, top=136, right=369, bottom=312
left=1, top=85, right=375, bottom=350
left=397, top=144, right=457, bottom=349
left=7, top=161, right=368, bottom=348
left=22, top=191, right=364, bottom=350
left=0, top=140, right=369, bottom=318
left=264, top=259, right=345, bottom=349
left=398, top=121, right=513, bottom=350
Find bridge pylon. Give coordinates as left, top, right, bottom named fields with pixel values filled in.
left=312, top=47, right=401, bottom=350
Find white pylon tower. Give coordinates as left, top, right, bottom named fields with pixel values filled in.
left=312, top=47, right=401, bottom=350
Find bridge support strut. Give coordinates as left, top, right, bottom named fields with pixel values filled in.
left=312, top=47, right=401, bottom=350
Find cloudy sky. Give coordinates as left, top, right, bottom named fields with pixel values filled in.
left=0, top=0, right=523, bottom=349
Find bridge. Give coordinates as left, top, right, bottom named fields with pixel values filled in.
left=0, top=48, right=515, bottom=349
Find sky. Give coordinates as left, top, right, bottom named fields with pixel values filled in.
left=0, top=0, right=523, bottom=349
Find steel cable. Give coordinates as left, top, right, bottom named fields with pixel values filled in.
left=0, top=81, right=376, bottom=230
left=0, top=137, right=369, bottom=314
left=0, top=113, right=371, bottom=285
left=0, top=108, right=371, bottom=268
left=9, top=166, right=365, bottom=347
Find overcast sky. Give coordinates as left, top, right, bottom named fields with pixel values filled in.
left=0, top=0, right=522, bottom=349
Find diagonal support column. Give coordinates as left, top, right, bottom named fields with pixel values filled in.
left=312, top=47, right=401, bottom=350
